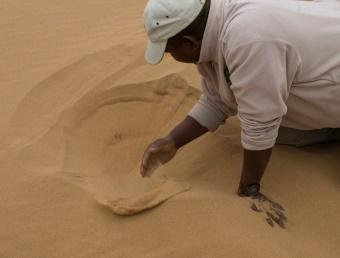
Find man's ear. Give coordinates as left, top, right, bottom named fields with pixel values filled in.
left=182, top=35, right=201, bottom=50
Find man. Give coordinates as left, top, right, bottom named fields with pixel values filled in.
left=140, top=0, right=340, bottom=197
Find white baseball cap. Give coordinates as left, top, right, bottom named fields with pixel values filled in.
left=144, top=0, right=206, bottom=65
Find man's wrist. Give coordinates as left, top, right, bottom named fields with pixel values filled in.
left=168, top=116, right=208, bottom=150
left=238, top=182, right=261, bottom=197
left=166, top=133, right=180, bottom=150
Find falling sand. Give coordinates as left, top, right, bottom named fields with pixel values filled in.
left=1, top=0, right=340, bottom=257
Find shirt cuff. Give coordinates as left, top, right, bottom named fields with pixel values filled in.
left=188, top=101, right=226, bottom=132
left=241, top=131, right=278, bottom=150
left=239, top=114, right=282, bottom=150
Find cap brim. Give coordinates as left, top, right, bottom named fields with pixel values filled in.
left=145, top=40, right=167, bottom=65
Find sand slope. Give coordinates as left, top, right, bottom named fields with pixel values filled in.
left=1, top=0, right=340, bottom=257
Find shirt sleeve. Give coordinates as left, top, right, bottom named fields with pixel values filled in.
left=188, top=77, right=230, bottom=132
left=224, top=40, right=300, bottom=150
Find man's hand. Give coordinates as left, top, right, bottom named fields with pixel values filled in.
left=140, top=135, right=178, bottom=178
left=140, top=115, right=208, bottom=178
left=249, top=192, right=287, bottom=229
left=238, top=182, right=287, bottom=228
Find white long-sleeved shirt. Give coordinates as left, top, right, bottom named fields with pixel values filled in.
left=188, top=0, right=340, bottom=150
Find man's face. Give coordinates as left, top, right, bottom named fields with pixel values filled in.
left=165, top=35, right=202, bottom=64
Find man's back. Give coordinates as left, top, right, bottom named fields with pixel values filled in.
left=189, top=0, right=340, bottom=150
left=223, top=0, right=340, bottom=129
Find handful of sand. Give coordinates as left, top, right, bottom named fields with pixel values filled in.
left=95, top=166, right=191, bottom=215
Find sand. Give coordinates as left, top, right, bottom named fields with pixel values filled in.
left=1, top=0, right=340, bottom=257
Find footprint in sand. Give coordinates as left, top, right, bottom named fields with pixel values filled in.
left=9, top=48, right=200, bottom=216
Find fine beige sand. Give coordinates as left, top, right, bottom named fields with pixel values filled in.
left=1, top=0, right=340, bottom=257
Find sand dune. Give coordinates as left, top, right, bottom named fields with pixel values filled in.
left=1, top=0, right=340, bottom=257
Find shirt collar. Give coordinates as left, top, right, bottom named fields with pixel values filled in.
left=197, top=0, right=224, bottom=64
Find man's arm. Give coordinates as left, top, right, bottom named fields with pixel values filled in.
left=238, top=148, right=272, bottom=196
left=169, top=114, right=273, bottom=197
left=223, top=40, right=299, bottom=196
left=169, top=75, right=231, bottom=148
left=169, top=115, right=209, bottom=149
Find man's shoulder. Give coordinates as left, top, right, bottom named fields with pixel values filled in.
left=221, top=0, right=289, bottom=50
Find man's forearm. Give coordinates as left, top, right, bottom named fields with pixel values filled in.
left=168, top=115, right=209, bottom=149
left=240, top=148, right=272, bottom=187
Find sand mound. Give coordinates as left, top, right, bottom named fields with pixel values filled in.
left=57, top=73, right=197, bottom=214
left=95, top=167, right=190, bottom=215
left=7, top=51, right=200, bottom=215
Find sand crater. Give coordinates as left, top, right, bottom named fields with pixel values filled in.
left=59, top=74, right=199, bottom=214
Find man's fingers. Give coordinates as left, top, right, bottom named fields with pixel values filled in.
left=270, top=201, right=285, bottom=211
left=250, top=202, right=262, bottom=212
left=266, top=211, right=286, bottom=229
left=249, top=194, right=287, bottom=229
left=141, top=151, right=151, bottom=177
left=140, top=147, right=161, bottom=177
left=140, top=159, right=158, bottom=178
left=141, top=150, right=152, bottom=171
left=140, top=164, right=147, bottom=177
left=142, top=147, right=159, bottom=168
left=266, top=217, right=274, bottom=227
left=272, top=209, right=288, bottom=222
